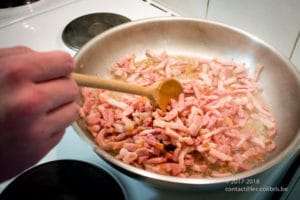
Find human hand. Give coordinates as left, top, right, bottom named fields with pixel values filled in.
left=0, top=46, right=79, bottom=182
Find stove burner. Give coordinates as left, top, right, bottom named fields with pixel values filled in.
left=62, top=13, right=131, bottom=51
left=0, top=160, right=126, bottom=200
left=0, top=0, right=39, bottom=8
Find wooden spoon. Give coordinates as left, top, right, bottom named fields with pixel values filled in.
left=70, top=72, right=183, bottom=111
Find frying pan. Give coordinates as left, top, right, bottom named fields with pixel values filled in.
left=72, top=17, right=300, bottom=189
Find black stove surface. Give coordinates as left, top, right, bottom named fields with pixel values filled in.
left=0, top=159, right=126, bottom=200
left=0, top=0, right=39, bottom=8
left=62, top=12, right=131, bottom=51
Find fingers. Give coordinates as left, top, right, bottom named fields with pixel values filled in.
left=1, top=50, right=74, bottom=84
left=0, top=47, right=79, bottom=182
left=28, top=51, right=75, bottom=82
left=47, top=102, right=80, bottom=134
left=35, top=78, right=79, bottom=113
left=8, top=77, right=78, bottom=117
left=32, top=102, right=79, bottom=140
left=0, top=46, right=34, bottom=58
left=1, top=46, right=79, bottom=128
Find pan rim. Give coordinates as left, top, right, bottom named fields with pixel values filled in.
left=73, top=16, right=300, bottom=186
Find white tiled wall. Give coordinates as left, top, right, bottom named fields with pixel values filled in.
left=152, top=0, right=300, bottom=70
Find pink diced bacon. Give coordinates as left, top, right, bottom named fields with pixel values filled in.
left=80, top=50, right=277, bottom=178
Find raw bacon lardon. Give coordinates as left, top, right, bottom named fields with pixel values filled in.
left=79, top=51, right=277, bottom=178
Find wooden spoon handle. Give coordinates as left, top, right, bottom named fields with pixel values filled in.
left=70, top=72, right=150, bottom=97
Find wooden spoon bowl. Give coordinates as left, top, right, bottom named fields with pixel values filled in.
left=70, top=72, right=183, bottom=111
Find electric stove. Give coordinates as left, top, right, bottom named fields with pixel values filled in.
left=0, top=0, right=298, bottom=199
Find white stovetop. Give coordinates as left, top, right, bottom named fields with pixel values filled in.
left=0, top=0, right=77, bottom=28
left=0, top=0, right=296, bottom=199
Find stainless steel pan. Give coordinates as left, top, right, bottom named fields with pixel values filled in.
left=72, top=17, right=300, bottom=189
